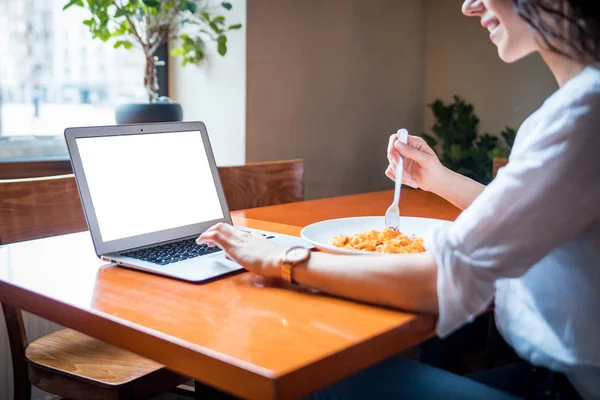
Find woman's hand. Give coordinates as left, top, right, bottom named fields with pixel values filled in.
left=197, top=223, right=284, bottom=277
left=385, top=134, right=444, bottom=192
left=386, top=134, right=486, bottom=209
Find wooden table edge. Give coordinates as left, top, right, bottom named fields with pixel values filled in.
left=0, top=280, right=283, bottom=398
left=274, top=313, right=436, bottom=398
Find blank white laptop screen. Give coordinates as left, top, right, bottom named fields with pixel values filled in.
left=76, top=130, right=224, bottom=242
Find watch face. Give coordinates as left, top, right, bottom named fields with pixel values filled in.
left=287, top=247, right=310, bottom=263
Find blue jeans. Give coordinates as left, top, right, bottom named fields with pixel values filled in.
left=306, top=357, right=582, bottom=399
left=306, top=357, right=517, bottom=399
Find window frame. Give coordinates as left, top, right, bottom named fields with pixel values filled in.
left=0, top=44, right=170, bottom=174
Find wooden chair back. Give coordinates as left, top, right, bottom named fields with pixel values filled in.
left=0, top=175, right=87, bottom=399
left=218, top=159, right=304, bottom=211
left=0, top=159, right=304, bottom=244
left=0, top=175, right=87, bottom=245
left=492, top=157, right=509, bottom=178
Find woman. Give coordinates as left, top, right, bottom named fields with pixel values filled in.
left=198, top=0, right=600, bottom=398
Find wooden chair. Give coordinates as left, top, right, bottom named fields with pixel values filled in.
left=0, top=159, right=305, bottom=243
left=0, top=175, right=87, bottom=245
left=492, top=157, right=509, bottom=178
left=218, top=159, right=304, bottom=211
left=0, top=177, right=189, bottom=399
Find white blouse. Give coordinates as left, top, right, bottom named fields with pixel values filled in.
left=426, top=66, right=600, bottom=399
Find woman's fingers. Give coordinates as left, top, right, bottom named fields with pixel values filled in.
left=387, top=134, right=396, bottom=158
left=387, top=164, right=420, bottom=188
left=403, top=176, right=419, bottom=188
left=385, top=164, right=396, bottom=181
left=407, top=135, right=437, bottom=157
left=197, top=230, right=228, bottom=249
left=394, top=140, right=430, bottom=165
left=197, top=223, right=242, bottom=246
left=389, top=134, right=430, bottom=165
left=387, top=135, right=401, bottom=165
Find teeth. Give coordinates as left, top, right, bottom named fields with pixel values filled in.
left=487, top=22, right=499, bottom=33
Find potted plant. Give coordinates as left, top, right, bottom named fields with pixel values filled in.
left=63, top=0, right=242, bottom=124
left=422, top=96, right=515, bottom=184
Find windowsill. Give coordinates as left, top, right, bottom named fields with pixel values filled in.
left=0, top=152, right=73, bottom=179
left=0, top=135, right=69, bottom=160
left=0, top=155, right=71, bottom=163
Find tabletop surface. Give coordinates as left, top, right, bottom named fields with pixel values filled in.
left=0, top=189, right=459, bottom=399
left=237, top=189, right=461, bottom=226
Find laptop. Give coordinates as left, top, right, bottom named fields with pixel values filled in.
left=64, top=121, right=311, bottom=282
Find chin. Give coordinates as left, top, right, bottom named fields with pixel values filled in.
left=497, top=41, right=535, bottom=63
left=498, top=48, right=520, bottom=63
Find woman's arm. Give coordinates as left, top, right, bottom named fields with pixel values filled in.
left=429, top=167, right=485, bottom=210
left=198, top=223, right=440, bottom=314
left=293, top=252, right=439, bottom=313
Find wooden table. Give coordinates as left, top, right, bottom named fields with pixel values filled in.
left=238, top=188, right=461, bottom=226
left=0, top=189, right=459, bottom=399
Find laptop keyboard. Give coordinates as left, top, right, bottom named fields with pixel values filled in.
left=121, top=232, right=276, bottom=266
left=122, top=238, right=222, bottom=266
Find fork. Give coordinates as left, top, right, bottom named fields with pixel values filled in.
left=385, top=129, right=409, bottom=231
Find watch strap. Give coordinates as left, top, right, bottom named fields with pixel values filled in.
left=281, top=246, right=309, bottom=284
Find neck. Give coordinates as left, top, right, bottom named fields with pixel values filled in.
left=541, top=51, right=588, bottom=87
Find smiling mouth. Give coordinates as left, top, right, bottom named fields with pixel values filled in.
left=485, top=20, right=501, bottom=41
left=487, top=21, right=500, bottom=42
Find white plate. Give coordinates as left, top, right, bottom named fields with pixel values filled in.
left=300, top=216, right=452, bottom=255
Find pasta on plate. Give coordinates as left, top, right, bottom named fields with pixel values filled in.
left=329, top=228, right=425, bottom=253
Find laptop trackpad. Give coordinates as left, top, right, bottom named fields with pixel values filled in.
left=211, top=259, right=240, bottom=273
left=165, top=257, right=243, bottom=282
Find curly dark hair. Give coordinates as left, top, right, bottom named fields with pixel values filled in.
left=512, top=0, right=600, bottom=63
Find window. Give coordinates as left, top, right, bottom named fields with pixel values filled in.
left=0, top=0, right=163, bottom=160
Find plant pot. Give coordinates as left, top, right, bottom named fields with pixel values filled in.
left=114, top=102, right=183, bottom=125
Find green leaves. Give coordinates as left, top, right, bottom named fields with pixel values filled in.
left=500, top=126, right=516, bottom=149
left=183, top=1, right=197, bottom=14
left=171, top=33, right=206, bottom=66
left=114, top=40, right=133, bottom=49
left=63, top=0, right=83, bottom=10
left=423, top=96, right=514, bottom=184
left=170, top=2, right=241, bottom=61
left=114, top=8, right=132, bottom=18
left=217, top=35, right=227, bottom=55
left=170, top=48, right=186, bottom=56
left=62, top=0, right=242, bottom=98
left=142, top=0, right=159, bottom=7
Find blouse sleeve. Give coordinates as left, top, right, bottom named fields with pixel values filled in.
left=425, top=92, right=600, bottom=337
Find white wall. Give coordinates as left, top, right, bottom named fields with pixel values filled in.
left=424, top=0, right=557, bottom=138
left=169, top=1, right=246, bottom=167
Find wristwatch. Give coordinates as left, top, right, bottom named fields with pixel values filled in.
left=281, top=246, right=311, bottom=284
